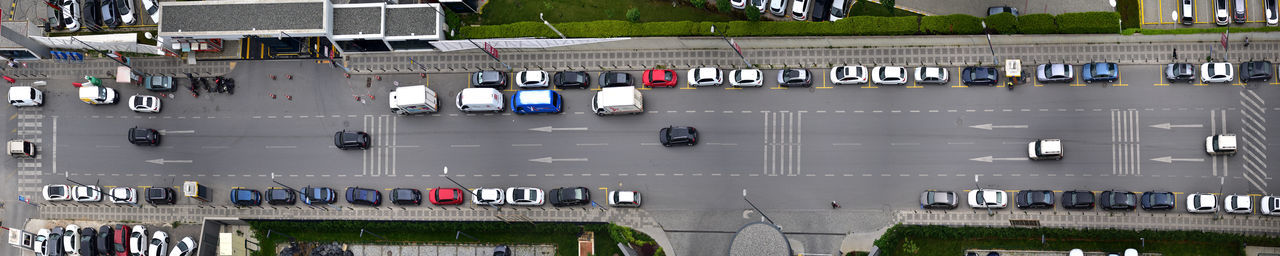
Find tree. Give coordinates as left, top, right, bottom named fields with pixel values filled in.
left=882, top=0, right=896, bottom=14
left=690, top=0, right=707, bottom=8
left=627, top=7, right=641, bottom=22
left=745, top=5, right=761, bottom=21
left=717, top=0, right=732, bottom=13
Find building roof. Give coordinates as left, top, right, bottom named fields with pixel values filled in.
left=159, top=0, right=331, bottom=39
left=332, top=4, right=384, bottom=39
left=384, top=4, right=440, bottom=40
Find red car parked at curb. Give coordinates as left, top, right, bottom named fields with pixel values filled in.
left=429, top=187, right=464, bottom=205
left=643, top=69, right=678, bottom=87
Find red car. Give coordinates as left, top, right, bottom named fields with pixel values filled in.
left=113, top=224, right=130, bottom=256
left=428, top=187, right=464, bottom=205
left=642, top=69, right=678, bottom=87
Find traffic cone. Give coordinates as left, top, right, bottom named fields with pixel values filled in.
left=354, top=95, right=361, bottom=102
left=270, top=75, right=277, bottom=80
left=420, top=73, right=426, bottom=78
left=270, top=93, right=276, bottom=99
left=286, top=95, right=292, bottom=100
left=375, top=75, right=381, bottom=81
left=287, top=75, right=293, bottom=80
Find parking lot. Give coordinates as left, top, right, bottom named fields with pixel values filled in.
left=1142, top=0, right=1278, bottom=28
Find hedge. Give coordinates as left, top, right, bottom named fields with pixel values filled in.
left=1056, top=12, right=1121, bottom=34
left=1116, top=0, right=1141, bottom=29
left=849, top=16, right=919, bottom=35
left=984, top=12, right=1018, bottom=34
left=1018, top=14, right=1058, bottom=34
left=873, top=224, right=1280, bottom=256
left=247, top=220, right=661, bottom=256
left=919, top=14, right=983, bottom=35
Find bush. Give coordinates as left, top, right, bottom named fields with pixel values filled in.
left=690, top=0, right=707, bottom=9
left=919, top=14, right=982, bottom=35
left=717, top=0, right=732, bottom=13
left=983, top=12, right=1018, bottom=34
left=873, top=224, right=1280, bottom=256
left=1018, top=13, right=1057, bottom=34
left=1116, top=0, right=1141, bottom=29
left=1056, top=12, right=1120, bottom=34
left=850, top=16, right=919, bottom=35
left=745, top=5, right=761, bottom=21
left=627, top=8, right=641, bottom=22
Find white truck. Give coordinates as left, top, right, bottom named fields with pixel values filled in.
left=1206, top=134, right=1237, bottom=155
left=591, top=86, right=644, bottom=115
left=7, top=140, right=36, bottom=158
left=389, top=85, right=439, bottom=115
left=78, top=86, right=118, bottom=105
left=7, top=86, right=43, bottom=107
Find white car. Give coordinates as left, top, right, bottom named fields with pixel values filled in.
left=1028, top=139, right=1063, bottom=160
left=36, top=229, right=50, bottom=256
left=60, top=0, right=80, bottom=32
left=516, top=70, right=549, bottom=88
left=1186, top=193, right=1218, bottom=213
left=170, top=237, right=196, bottom=256
left=149, top=230, right=170, bottom=256
left=119, top=0, right=137, bottom=25
left=63, top=224, right=80, bottom=256
left=1262, top=196, right=1280, bottom=216
left=1225, top=194, right=1252, bottom=214
left=1268, top=0, right=1278, bottom=26
left=1201, top=62, right=1234, bottom=83
left=687, top=67, right=723, bottom=87
left=111, top=187, right=138, bottom=204
left=128, top=95, right=161, bottom=113
left=768, top=0, right=787, bottom=16
left=607, top=190, right=642, bottom=207
left=130, top=225, right=148, bottom=255
left=913, top=66, right=950, bottom=84
left=74, top=185, right=102, bottom=202
left=967, top=189, right=1007, bottom=209
left=471, top=187, right=505, bottom=206
left=791, top=0, right=809, bottom=20
left=871, top=66, right=908, bottom=85
left=751, top=0, right=768, bottom=13
left=504, top=187, right=545, bottom=206
left=829, top=65, right=868, bottom=85
left=141, top=0, right=159, bottom=23
left=729, top=69, right=764, bottom=87
left=44, top=184, right=73, bottom=201
left=731, top=0, right=747, bottom=9
left=1216, top=0, right=1230, bottom=25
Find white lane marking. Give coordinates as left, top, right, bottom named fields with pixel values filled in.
left=450, top=145, right=480, bottom=148
left=576, top=143, right=609, bottom=146
left=832, top=143, right=862, bottom=146
left=512, top=144, right=542, bottom=147
left=947, top=142, right=975, bottom=145
left=265, top=146, right=297, bottom=149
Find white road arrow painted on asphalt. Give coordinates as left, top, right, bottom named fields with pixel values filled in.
left=1150, top=156, right=1206, bottom=163
left=529, top=157, right=589, bottom=163
left=159, top=130, right=195, bottom=135
left=969, top=156, right=1028, bottom=163
left=969, top=124, right=1029, bottom=130
left=145, top=158, right=193, bottom=165
left=1148, top=123, right=1204, bottom=130
left=528, top=126, right=589, bottom=133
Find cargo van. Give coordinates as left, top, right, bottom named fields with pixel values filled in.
left=1206, top=134, right=1236, bottom=155
left=389, top=85, right=439, bottom=115
left=8, top=86, right=43, bottom=107
left=456, top=88, right=503, bottom=112
left=512, top=90, right=564, bottom=114
left=1181, top=0, right=1195, bottom=25
left=78, top=86, right=118, bottom=105
left=591, top=86, right=644, bottom=115
left=7, top=140, right=36, bottom=158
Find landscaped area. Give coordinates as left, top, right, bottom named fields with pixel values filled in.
left=462, top=0, right=738, bottom=25
left=248, top=220, right=662, bottom=256
left=873, top=225, right=1280, bottom=256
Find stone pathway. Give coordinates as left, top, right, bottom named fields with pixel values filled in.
left=896, top=210, right=1280, bottom=235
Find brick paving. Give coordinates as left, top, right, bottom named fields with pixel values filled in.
left=896, top=209, right=1280, bottom=235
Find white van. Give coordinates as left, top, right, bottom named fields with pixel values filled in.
left=592, top=86, right=644, bottom=115
left=78, top=86, right=118, bottom=105
left=456, top=88, right=503, bottom=112
left=1181, top=0, right=1194, bottom=25
left=8, top=86, right=43, bottom=107
left=1206, top=134, right=1236, bottom=155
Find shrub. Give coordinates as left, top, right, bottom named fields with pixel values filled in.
left=745, top=5, right=761, bottom=21
left=882, top=0, right=896, bottom=13
left=1018, top=13, right=1057, bottom=34
left=1116, top=0, right=1141, bottom=29
left=690, top=0, right=707, bottom=9
left=717, top=0, right=732, bottom=13
left=850, top=16, right=919, bottom=35
left=919, top=14, right=982, bottom=35
left=627, top=8, right=640, bottom=22
left=983, top=12, right=1018, bottom=34
left=1056, top=12, right=1120, bottom=34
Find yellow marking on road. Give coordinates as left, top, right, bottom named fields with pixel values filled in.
left=1112, top=70, right=1127, bottom=86
left=10, top=128, right=16, bottom=133
left=9, top=113, right=16, bottom=120
left=950, top=85, right=968, bottom=88
left=724, top=87, right=743, bottom=90
left=861, top=85, right=879, bottom=88
left=679, top=87, right=697, bottom=90
left=504, top=72, right=517, bottom=92
left=1194, top=83, right=1209, bottom=86
left=1158, top=0, right=1163, bottom=23
left=138, top=186, right=152, bottom=188
left=906, top=85, right=923, bottom=88
left=1070, top=83, right=1087, bottom=87
left=1155, top=83, right=1170, bottom=86
left=769, top=87, right=787, bottom=89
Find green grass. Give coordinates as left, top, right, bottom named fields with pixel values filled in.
left=849, top=0, right=922, bottom=17
left=1116, top=0, right=1140, bottom=29
left=874, top=225, right=1280, bottom=256
left=463, top=0, right=738, bottom=25
left=899, top=237, right=1240, bottom=255
left=249, top=221, right=622, bottom=256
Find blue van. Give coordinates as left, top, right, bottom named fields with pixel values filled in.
left=512, top=90, right=564, bottom=114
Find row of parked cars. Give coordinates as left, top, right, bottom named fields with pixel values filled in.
left=228, top=186, right=643, bottom=208
left=34, top=224, right=195, bottom=256
left=1185, top=0, right=1280, bottom=26
left=728, top=0, right=853, bottom=21
left=56, top=0, right=160, bottom=32
left=1165, top=61, right=1274, bottom=83
left=921, top=189, right=1280, bottom=215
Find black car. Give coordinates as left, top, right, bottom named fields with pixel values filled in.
left=549, top=187, right=590, bottom=207
left=659, top=126, right=698, bottom=147
left=1100, top=190, right=1136, bottom=210
left=266, top=188, right=296, bottom=205
left=1140, top=191, right=1175, bottom=210
left=1015, top=190, right=1055, bottom=209
left=598, top=72, right=633, bottom=87
left=100, top=0, right=119, bottom=28
left=83, top=0, right=100, bottom=26
left=1165, top=63, right=1195, bottom=83
left=472, top=70, right=508, bottom=89
left=553, top=71, right=591, bottom=89
left=778, top=69, right=812, bottom=87
left=1241, top=61, right=1273, bottom=82
left=810, top=0, right=832, bottom=21
left=494, top=245, right=512, bottom=256
left=1061, top=190, right=1094, bottom=210
left=96, top=225, right=112, bottom=255
left=346, top=187, right=382, bottom=206
left=79, top=227, right=96, bottom=256
left=961, top=67, right=999, bottom=85
left=987, top=6, right=1018, bottom=16
left=391, top=188, right=422, bottom=205
left=47, top=228, right=61, bottom=256
left=145, top=187, right=176, bottom=205
left=229, top=188, right=262, bottom=206
left=128, top=127, right=161, bottom=146
left=301, top=186, right=338, bottom=205
left=334, top=130, right=370, bottom=150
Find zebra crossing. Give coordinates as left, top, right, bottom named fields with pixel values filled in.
left=13, top=110, right=46, bottom=193
left=1111, top=109, right=1141, bottom=176
left=1237, top=90, right=1268, bottom=193
left=362, top=115, right=397, bottom=176
left=763, top=111, right=802, bottom=176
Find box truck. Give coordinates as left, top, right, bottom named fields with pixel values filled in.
left=389, top=85, right=440, bottom=115
left=591, top=86, right=643, bottom=115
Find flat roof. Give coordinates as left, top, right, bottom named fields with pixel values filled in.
left=332, top=3, right=384, bottom=39
left=384, top=4, right=440, bottom=40
left=159, top=0, right=331, bottom=39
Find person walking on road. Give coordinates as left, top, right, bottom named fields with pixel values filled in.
left=1172, top=48, right=1178, bottom=60
left=831, top=201, right=841, bottom=209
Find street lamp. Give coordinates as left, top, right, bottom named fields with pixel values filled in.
left=1215, top=176, right=1225, bottom=220
left=711, top=25, right=752, bottom=67
left=442, top=167, right=501, bottom=212
left=979, top=21, right=997, bottom=66
left=540, top=13, right=567, bottom=39
left=741, top=189, right=776, bottom=226
left=975, top=175, right=993, bottom=216
left=272, top=173, right=339, bottom=211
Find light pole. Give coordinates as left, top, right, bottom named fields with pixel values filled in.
left=442, top=167, right=501, bottom=212
left=975, top=175, right=993, bottom=216
left=359, top=229, right=388, bottom=240
left=980, top=21, right=997, bottom=66
left=272, top=173, right=339, bottom=211
left=1215, top=176, right=1225, bottom=220
left=711, top=25, right=752, bottom=67
left=540, top=13, right=567, bottom=39
left=741, top=189, right=776, bottom=226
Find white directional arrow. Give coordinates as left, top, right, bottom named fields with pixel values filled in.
left=528, top=126, right=589, bottom=133
left=159, top=130, right=195, bottom=134
left=145, top=158, right=193, bottom=165
left=969, top=124, right=1029, bottom=130
left=1148, top=123, right=1204, bottom=130
left=1150, top=156, right=1206, bottom=163
left=529, top=157, right=589, bottom=163
left=969, top=156, right=1028, bottom=163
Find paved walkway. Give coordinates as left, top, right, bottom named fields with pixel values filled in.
left=968, top=249, right=1160, bottom=256
left=896, top=209, right=1280, bottom=235
left=348, top=243, right=555, bottom=256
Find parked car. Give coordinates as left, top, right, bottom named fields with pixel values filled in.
left=472, top=187, right=504, bottom=206
left=170, top=237, right=195, bottom=256
left=1081, top=62, right=1119, bottom=83
left=141, top=0, right=158, bottom=23
left=78, top=227, right=96, bottom=256
left=112, top=225, right=130, bottom=256
left=1233, top=0, right=1247, bottom=23
left=128, top=95, right=161, bottom=113
left=1201, top=62, right=1234, bottom=83
left=1140, top=191, right=1175, bottom=210
left=300, top=186, right=337, bottom=205
left=266, top=188, right=296, bottom=205
left=871, top=66, right=907, bottom=85
left=129, top=225, right=147, bottom=256
left=920, top=190, right=957, bottom=209
left=333, top=130, right=370, bottom=150
left=791, top=0, right=809, bottom=20
left=515, top=70, right=549, bottom=88
left=913, top=66, right=949, bottom=84
left=345, top=187, right=382, bottom=206
left=553, top=71, right=590, bottom=89
left=429, top=187, right=465, bottom=205
left=48, top=227, right=63, bottom=256
left=659, top=126, right=698, bottom=147
left=777, top=69, right=812, bottom=87
left=44, top=184, right=72, bottom=201
left=729, top=69, right=764, bottom=87
left=752, top=0, right=768, bottom=13
left=471, top=70, right=508, bottom=89
left=642, top=69, right=678, bottom=87
left=391, top=188, right=422, bottom=205
left=83, top=0, right=99, bottom=26
left=100, top=0, right=120, bottom=28
left=117, top=0, right=135, bottom=25
left=1261, top=195, right=1280, bottom=216
left=505, top=187, right=545, bottom=206
left=145, top=187, right=176, bottom=205
left=109, top=187, right=137, bottom=204
left=60, top=0, right=80, bottom=32
left=1216, top=0, right=1230, bottom=25
left=549, top=187, right=590, bottom=207
left=1015, top=190, right=1055, bottom=209
left=967, top=189, right=1007, bottom=209
left=810, top=0, right=831, bottom=21
left=1268, top=0, right=1279, bottom=26
left=96, top=225, right=111, bottom=256
left=128, top=127, right=161, bottom=146
left=229, top=188, right=262, bottom=206
left=1100, top=190, right=1136, bottom=210
left=769, top=0, right=787, bottom=16
left=1182, top=0, right=1195, bottom=25
left=608, top=190, right=642, bottom=207
left=687, top=67, right=723, bottom=87
left=147, top=231, right=168, bottom=256
left=731, top=0, right=748, bottom=9
left=1224, top=194, right=1252, bottom=214
left=1240, top=61, right=1273, bottom=82
left=74, top=185, right=102, bottom=202
left=62, top=225, right=79, bottom=256
left=1061, top=190, right=1095, bottom=210
left=1186, top=193, right=1218, bottom=213
left=961, top=66, right=999, bottom=85
left=830, top=65, right=867, bottom=85
left=987, top=6, right=1018, bottom=16
left=36, top=229, right=49, bottom=256
left=829, top=0, right=848, bottom=21
left=1036, top=63, right=1074, bottom=83
left=1165, top=63, right=1195, bottom=83
left=598, top=72, right=633, bottom=87
left=144, top=75, right=173, bottom=92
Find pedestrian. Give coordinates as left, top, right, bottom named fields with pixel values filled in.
left=1172, top=48, right=1178, bottom=60
left=831, top=201, right=841, bottom=209
left=1244, top=37, right=1250, bottom=47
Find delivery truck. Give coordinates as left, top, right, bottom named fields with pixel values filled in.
left=78, top=86, right=118, bottom=105
left=389, top=85, right=440, bottom=115
left=7, top=86, right=43, bottom=107
left=512, top=90, right=564, bottom=114
left=7, top=140, right=36, bottom=158
left=591, top=86, right=643, bottom=115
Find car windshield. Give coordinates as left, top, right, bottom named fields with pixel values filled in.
left=235, top=190, right=253, bottom=199
left=177, top=243, right=189, bottom=251
left=831, top=7, right=844, bottom=16
left=1219, top=0, right=1227, bottom=8
left=570, top=189, right=583, bottom=200
left=115, top=242, right=124, bottom=251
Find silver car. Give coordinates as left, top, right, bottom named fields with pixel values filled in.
left=1036, top=64, right=1074, bottom=83
left=769, top=0, right=787, bottom=17
left=920, top=190, right=957, bottom=209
